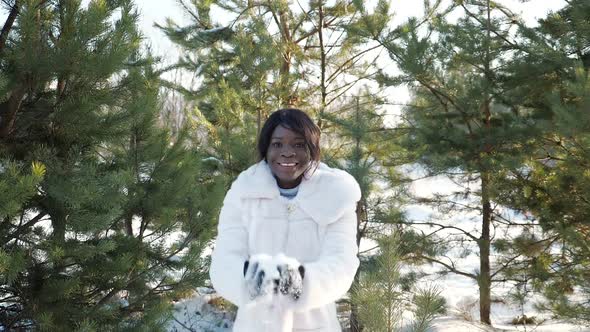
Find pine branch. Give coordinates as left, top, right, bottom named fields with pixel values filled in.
left=411, top=197, right=480, bottom=212
left=172, top=316, right=198, bottom=332
left=267, top=1, right=288, bottom=44
left=95, top=287, right=121, bottom=307
left=177, top=0, right=205, bottom=28
left=326, top=44, right=381, bottom=84
left=318, top=2, right=326, bottom=120
left=0, top=84, right=26, bottom=138
left=323, top=14, right=352, bottom=58
left=459, top=3, right=521, bottom=51
left=292, top=2, right=339, bottom=45
left=359, top=245, right=379, bottom=255
left=398, top=220, right=479, bottom=241
left=416, top=77, right=475, bottom=137
left=489, top=253, right=523, bottom=279
left=292, top=0, right=314, bottom=34
left=2, top=212, right=47, bottom=246
left=491, top=213, right=542, bottom=227
left=326, top=71, right=379, bottom=106
left=413, top=253, right=477, bottom=280
left=294, top=27, right=318, bottom=44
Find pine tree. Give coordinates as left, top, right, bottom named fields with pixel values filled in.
left=0, top=0, right=219, bottom=329
left=351, top=234, right=446, bottom=332
left=354, top=0, right=555, bottom=325
left=158, top=0, right=383, bottom=180
left=162, top=7, right=393, bottom=328
left=489, top=0, right=590, bottom=323
left=322, top=91, right=404, bottom=246
left=351, top=235, right=404, bottom=332
left=320, top=90, right=412, bottom=331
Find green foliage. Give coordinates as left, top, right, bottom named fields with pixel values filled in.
left=410, top=285, right=447, bottom=332
left=351, top=235, right=446, bottom=332
left=0, top=161, right=45, bottom=218
left=320, top=90, right=410, bottom=329
left=397, top=229, right=448, bottom=262
left=488, top=0, right=590, bottom=324
left=362, top=0, right=567, bottom=325
left=0, top=0, right=219, bottom=330
left=160, top=0, right=379, bottom=148
left=351, top=235, right=404, bottom=332
left=321, top=91, right=405, bottom=199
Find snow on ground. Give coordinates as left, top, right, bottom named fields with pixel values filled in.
left=422, top=272, right=590, bottom=331
left=429, top=315, right=590, bottom=332
left=167, top=287, right=234, bottom=332
left=167, top=280, right=590, bottom=332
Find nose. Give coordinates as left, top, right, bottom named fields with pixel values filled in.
left=281, top=146, right=296, bottom=157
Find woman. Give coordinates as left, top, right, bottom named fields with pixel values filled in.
left=209, top=108, right=360, bottom=332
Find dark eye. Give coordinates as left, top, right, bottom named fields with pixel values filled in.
left=272, top=142, right=282, bottom=148
left=295, top=143, right=306, bottom=149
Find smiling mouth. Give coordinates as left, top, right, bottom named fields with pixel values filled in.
left=277, top=162, right=298, bottom=167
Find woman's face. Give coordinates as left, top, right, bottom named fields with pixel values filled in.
left=266, top=125, right=311, bottom=189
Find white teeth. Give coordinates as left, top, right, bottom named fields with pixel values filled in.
left=279, top=163, right=296, bottom=167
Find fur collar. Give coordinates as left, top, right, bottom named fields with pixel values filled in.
left=231, top=161, right=361, bottom=225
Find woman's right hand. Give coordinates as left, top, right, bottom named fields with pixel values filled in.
left=243, top=253, right=304, bottom=302
left=243, top=254, right=278, bottom=300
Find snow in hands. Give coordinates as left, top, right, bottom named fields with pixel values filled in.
left=244, top=253, right=304, bottom=303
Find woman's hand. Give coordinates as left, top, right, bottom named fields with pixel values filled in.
left=276, top=254, right=305, bottom=300
left=243, top=253, right=305, bottom=301
left=243, top=254, right=277, bottom=300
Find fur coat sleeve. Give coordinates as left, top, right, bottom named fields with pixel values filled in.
left=290, top=168, right=361, bottom=311
left=209, top=181, right=248, bottom=306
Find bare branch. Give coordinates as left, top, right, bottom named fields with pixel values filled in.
left=413, top=253, right=477, bottom=280
left=399, top=220, right=479, bottom=241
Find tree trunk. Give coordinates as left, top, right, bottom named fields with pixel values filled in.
left=0, top=0, right=19, bottom=54
left=478, top=171, right=492, bottom=325
left=277, top=7, right=293, bottom=108
left=317, top=2, right=327, bottom=129
left=478, top=1, right=493, bottom=325
left=0, top=85, right=26, bottom=139
left=49, top=204, right=66, bottom=244
left=350, top=199, right=366, bottom=332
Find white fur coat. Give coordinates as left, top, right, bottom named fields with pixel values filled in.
left=209, top=161, right=361, bottom=332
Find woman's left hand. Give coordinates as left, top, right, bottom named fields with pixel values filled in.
left=275, top=254, right=305, bottom=301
